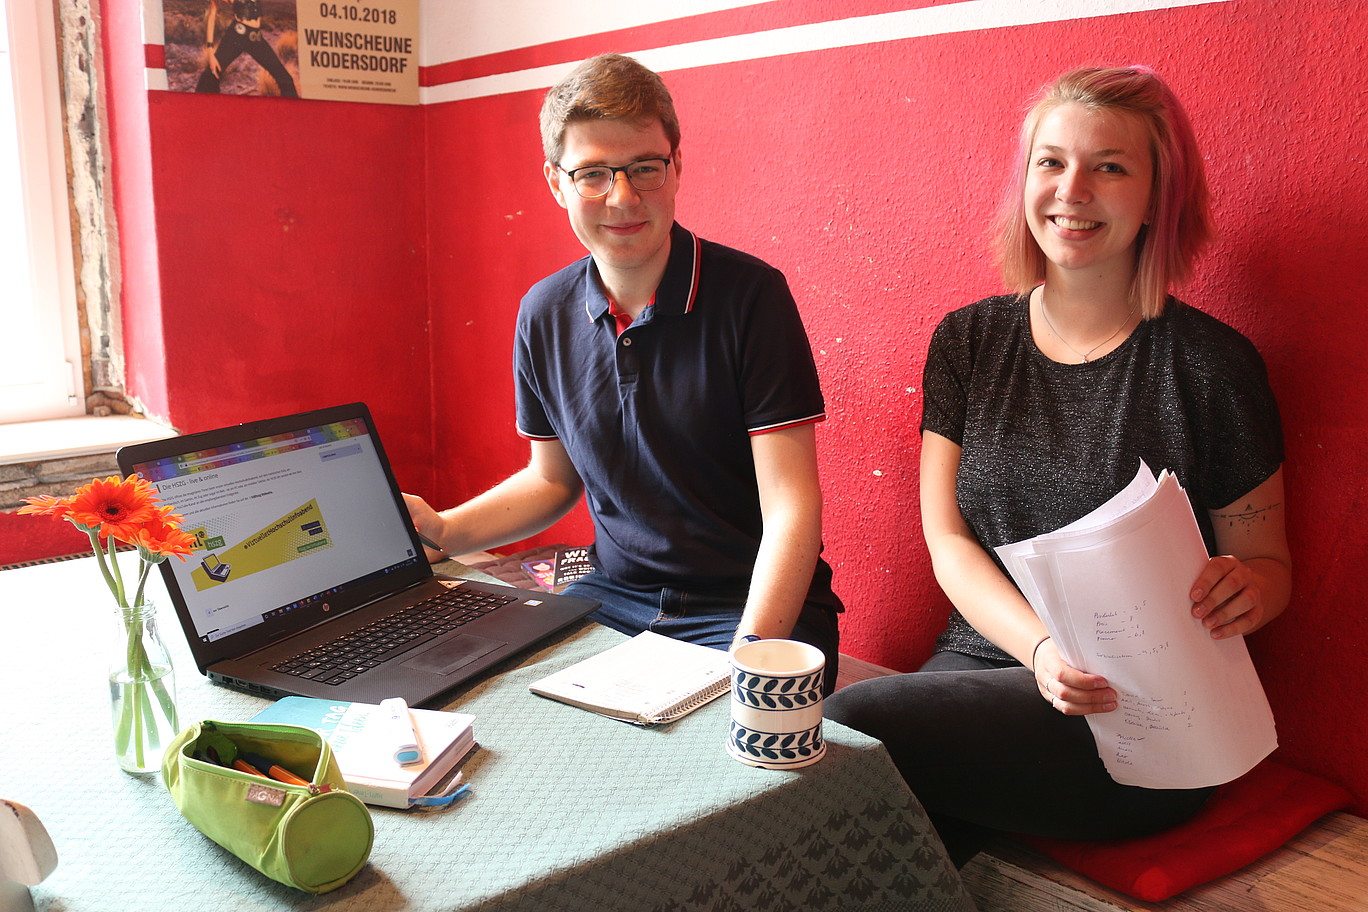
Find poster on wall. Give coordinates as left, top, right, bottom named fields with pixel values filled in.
left=160, top=1, right=419, bottom=105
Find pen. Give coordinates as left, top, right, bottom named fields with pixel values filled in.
left=416, top=530, right=444, bottom=552
left=232, top=757, right=266, bottom=778
left=380, top=697, right=425, bottom=766
left=411, top=783, right=469, bottom=808
left=240, top=752, right=311, bottom=787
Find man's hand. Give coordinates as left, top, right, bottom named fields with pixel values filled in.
left=402, top=492, right=447, bottom=561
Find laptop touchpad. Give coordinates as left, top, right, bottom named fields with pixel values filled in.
left=402, top=634, right=505, bottom=675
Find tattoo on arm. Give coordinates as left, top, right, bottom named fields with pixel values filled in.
left=1214, top=501, right=1282, bottom=531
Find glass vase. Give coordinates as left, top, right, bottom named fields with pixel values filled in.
left=108, top=602, right=179, bottom=774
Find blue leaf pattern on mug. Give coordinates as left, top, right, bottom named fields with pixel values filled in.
left=734, top=670, right=822, bottom=709
left=729, top=719, right=824, bottom=766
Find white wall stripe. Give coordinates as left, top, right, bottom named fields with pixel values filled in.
left=419, top=0, right=1233, bottom=105
left=421, top=0, right=782, bottom=66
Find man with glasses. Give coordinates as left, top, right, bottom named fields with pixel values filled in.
left=406, top=54, right=842, bottom=692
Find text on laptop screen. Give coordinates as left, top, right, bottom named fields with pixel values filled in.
left=131, top=418, right=422, bottom=643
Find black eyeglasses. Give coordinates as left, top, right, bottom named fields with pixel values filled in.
left=557, top=158, right=672, bottom=199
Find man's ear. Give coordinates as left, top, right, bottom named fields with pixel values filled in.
left=544, top=161, right=568, bottom=209
left=672, top=148, right=682, bottom=181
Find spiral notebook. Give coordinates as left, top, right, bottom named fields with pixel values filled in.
left=529, top=631, right=732, bottom=724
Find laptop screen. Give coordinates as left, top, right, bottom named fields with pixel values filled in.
left=124, top=408, right=427, bottom=658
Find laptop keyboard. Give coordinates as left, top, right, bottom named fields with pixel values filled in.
left=271, top=586, right=520, bottom=686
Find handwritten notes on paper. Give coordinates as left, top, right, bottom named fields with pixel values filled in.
left=996, top=462, right=1277, bottom=789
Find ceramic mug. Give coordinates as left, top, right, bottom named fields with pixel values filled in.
left=726, top=639, right=826, bottom=769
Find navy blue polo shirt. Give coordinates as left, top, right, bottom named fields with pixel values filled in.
left=514, top=222, right=831, bottom=594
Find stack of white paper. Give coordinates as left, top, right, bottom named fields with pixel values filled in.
left=996, top=461, right=1276, bottom=789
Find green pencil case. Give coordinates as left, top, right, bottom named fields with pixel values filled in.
left=163, top=719, right=374, bottom=894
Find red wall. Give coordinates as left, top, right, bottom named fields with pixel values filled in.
left=94, top=0, right=1367, bottom=814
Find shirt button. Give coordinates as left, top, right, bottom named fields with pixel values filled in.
left=621, top=337, right=633, bottom=347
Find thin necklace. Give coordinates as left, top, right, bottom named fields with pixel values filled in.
left=1038, top=288, right=1136, bottom=363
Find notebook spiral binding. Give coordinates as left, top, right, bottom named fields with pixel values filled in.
left=651, top=675, right=733, bottom=723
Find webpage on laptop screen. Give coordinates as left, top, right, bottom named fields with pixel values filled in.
left=132, top=419, right=419, bottom=643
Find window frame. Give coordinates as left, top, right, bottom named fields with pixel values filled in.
left=0, top=0, right=85, bottom=424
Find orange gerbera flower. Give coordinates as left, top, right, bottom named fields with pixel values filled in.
left=120, top=505, right=197, bottom=561
left=63, top=475, right=159, bottom=539
left=18, top=494, right=74, bottom=520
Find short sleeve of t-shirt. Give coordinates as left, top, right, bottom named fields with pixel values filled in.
left=1169, top=308, right=1285, bottom=508
left=513, top=264, right=582, bottom=442
left=733, top=265, right=826, bottom=434
left=514, top=316, right=555, bottom=441
left=920, top=305, right=978, bottom=446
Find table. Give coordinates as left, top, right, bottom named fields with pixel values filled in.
left=0, top=558, right=975, bottom=912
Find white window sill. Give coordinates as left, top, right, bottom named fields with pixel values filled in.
left=0, top=415, right=177, bottom=465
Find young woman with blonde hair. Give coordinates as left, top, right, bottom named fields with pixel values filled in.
left=826, top=66, right=1290, bottom=866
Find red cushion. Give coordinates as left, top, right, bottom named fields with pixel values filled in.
left=1020, top=760, right=1353, bottom=902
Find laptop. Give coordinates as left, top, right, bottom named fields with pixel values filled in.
left=116, top=402, right=599, bottom=707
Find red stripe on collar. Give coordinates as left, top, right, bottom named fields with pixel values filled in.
left=683, top=230, right=700, bottom=314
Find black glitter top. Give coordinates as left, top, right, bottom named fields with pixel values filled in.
left=921, top=294, right=1284, bottom=662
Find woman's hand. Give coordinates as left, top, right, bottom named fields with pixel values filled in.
left=1190, top=555, right=1266, bottom=638
left=1032, top=637, right=1118, bottom=716
left=1197, top=469, right=1291, bottom=638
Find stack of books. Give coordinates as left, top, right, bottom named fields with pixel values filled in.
left=252, top=697, right=476, bottom=808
